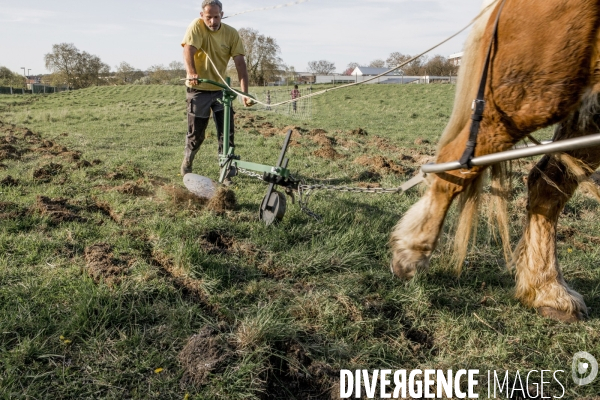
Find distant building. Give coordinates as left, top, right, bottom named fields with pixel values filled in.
left=351, top=66, right=402, bottom=77
left=448, top=52, right=463, bottom=66
left=25, top=75, right=41, bottom=85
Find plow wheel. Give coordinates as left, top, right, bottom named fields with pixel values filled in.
left=260, top=190, right=287, bottom=225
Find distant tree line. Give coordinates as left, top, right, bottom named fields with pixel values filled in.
left=342, top=52, right=458, bottom=76
left=41, top=43, right=186, bottom=89
left=5, top=35, right=459, bottom=91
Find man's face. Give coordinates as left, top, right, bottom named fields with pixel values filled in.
left=200, top=5, right=223, bottom=31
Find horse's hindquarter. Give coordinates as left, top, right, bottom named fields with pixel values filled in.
left=489, top=0, right=600, bottom=134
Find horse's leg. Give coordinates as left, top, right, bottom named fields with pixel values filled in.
left=514, top=114, right=600, bottom=322
left=390, top=125, right=497, bottom=279
left=389, top=176, right=460, bottom=279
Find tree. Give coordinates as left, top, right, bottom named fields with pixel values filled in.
left=0, top=66, right=26, bottom=88
left=238, top=27, right=283, bottom=86
left=421, top=55, right=458, bottom=76
left=72, top=51, right=110, bottom=87
left=148, top=64, right=171, bottom=84
left=386, top=52, right=410, bottom=69
left=386, top=52, right=426, bottom=75
left=114, top=62, right=143, bottom=85
left=368, top=59, right=385, bottom=68
left=168, top=61, right=186, bottom=84
left=44, top=43, right=110, bottom=89
left=307, top=60, right=336, bottom=75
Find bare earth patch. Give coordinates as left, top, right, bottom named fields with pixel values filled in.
left=0, top=175, right=19, bottom=186
left=354, top=155, right=405, bottom=175
left=112, top=180, right=152, bottom=196
left=33, top=163, right=63, bottom=182
left=32, top=196, right=87, bottom=224
left=84, top=243, right=130, bottom=286
left=314, top=146, right=344, bottom=160
left=178, top=326, right=233, bottom=387
left=0, top=201, right=25, bottom=220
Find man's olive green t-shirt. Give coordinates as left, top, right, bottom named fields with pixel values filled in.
left=181, top=19, right=245, bottom=91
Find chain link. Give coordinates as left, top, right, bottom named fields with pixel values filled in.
left=298, top=183, right=402, bottom=194
left=237, top=167, right=265, bottom=181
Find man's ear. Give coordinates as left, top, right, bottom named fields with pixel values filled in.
left=200, top=12, right=204, bottom=18
left=220, top=12, right=224, bottom=18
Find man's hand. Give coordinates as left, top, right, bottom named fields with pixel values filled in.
left=185, top=73, right=198, bottom=88
left=243, top=96, right=255, bottom=107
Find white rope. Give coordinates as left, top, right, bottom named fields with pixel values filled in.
left=202, top=0, right=499, bottom=108
left=223, top=0, right=311, bottom=19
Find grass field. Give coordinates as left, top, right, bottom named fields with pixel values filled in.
left=1, top=84, right=599, bottom=399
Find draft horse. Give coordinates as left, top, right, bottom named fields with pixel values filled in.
left=390, top=0, right=600, bottom=322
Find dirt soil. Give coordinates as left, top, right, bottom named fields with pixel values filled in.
left=206, top=187, right=237, bottom=213
left=178, top=326, right=233, bottom=387
left=32, top=196, right=87, bottom=224
left=0, top=201, right=25, bottom=220
left=84, top=243, right=130, bottom=286
left=314, top=146, right=344, bottom=160
left=354, top=155, right=406, bottom=175
left=112, top=180, right=152, bottom=196
left=32, top=163, right=63, bottom=182
left=0, top=175, right=18, bottom=186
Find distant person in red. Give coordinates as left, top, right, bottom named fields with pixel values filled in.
left=290, top=85, right=300, bottom=113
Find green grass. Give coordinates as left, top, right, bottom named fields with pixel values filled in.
left=1, top=84, right=599, bottom=399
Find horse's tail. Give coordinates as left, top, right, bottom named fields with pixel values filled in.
left=452, top=164, right=512, bottom=273
left=435, top=0, right=511, bottom=272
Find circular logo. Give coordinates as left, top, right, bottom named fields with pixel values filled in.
left=572, top=351, right=598, bottom=386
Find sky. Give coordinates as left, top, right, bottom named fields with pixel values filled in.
left=0, top=0, right=481, bottom=76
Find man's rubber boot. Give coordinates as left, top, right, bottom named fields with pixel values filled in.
left=180, top=148, right=198, bottom=176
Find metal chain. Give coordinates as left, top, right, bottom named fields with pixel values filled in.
left=297, top=186, right=322, bottom=221
left=237, top=167, right=265, bottom=181
left=298, top=183, right=402, bottom=194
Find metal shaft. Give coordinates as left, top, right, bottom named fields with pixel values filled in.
left=421, top=133, right=600, bottom=174
left=222, top=77, right=232, bottom=158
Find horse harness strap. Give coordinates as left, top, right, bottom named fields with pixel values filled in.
left=459, top=0, right=507, bottom=170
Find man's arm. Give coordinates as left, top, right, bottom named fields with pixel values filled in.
left=183, top=44, right=198, bottom=86
left=233, top=55, right=252, bottom=106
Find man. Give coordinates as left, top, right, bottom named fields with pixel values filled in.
left=180, top=0, right=252, bottom=179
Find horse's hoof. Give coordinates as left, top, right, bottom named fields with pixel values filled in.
left=390, top=259, right=416, bottom=280
left=537, top=306, right=585, bottom=323
left=390, top=249, right=429, bottom=280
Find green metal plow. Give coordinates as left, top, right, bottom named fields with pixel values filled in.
left=183, top=77, right=299, bottom=225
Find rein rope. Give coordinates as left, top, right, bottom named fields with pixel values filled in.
left=195, top=0, right=501, bottom=109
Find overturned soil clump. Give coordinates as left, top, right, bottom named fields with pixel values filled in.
left=112, top=180, right=152, bottom=196
left=0, top=201, right=25, bottom=220
left=0, top=175, right=19, bottom=187
left=33, top=163, right=63, bottom=182
left=281, top=125, right=304, bottom=139
left=179, top=326, right=233, bottom=387
left=0, top=144, right=21, bottom=161
left=206, top=187, right=237, bottom=213
left=354, top=155, right=405, bottom=175
left=84, top=243, right=130, bottom=286
left=308, top=128, right=327, bottom=136
left=314, top=146, right=344, bottom=160
left=311, top=134, right=334, bottom=147
left=32, top=196, right=87, bottom=224
left=349, top=127, right=368, bottom=136
left=161, top=185, right=209, bottom=208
